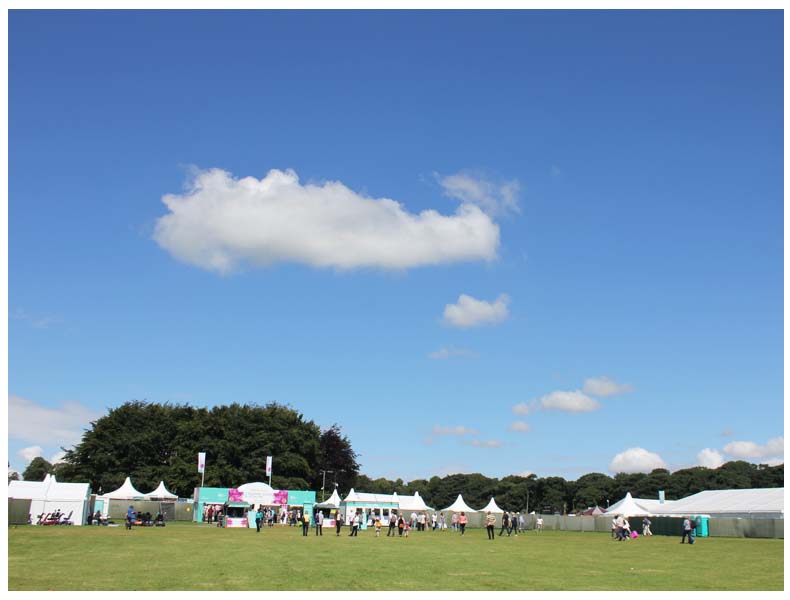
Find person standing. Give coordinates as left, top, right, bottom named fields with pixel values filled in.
left=518, top=512, right=525, bottom=534
left=499, top=511, right=510, bottom=536
left=485, top=511, right=496, bottom=539
left=207, top=506, right=214, bottom=525
left=431, top=512, right=438, bottom=531
left=459, top=512, right=467, bottom=535
left=374, top=515, right=382, bottom=537
left=387, top=513, right=397, bottom=537
left=126, top=505, right=135, bottom=531
left=315, top=510, right=323, bottom=536
left=440, top=513, right=446, bottom=530
left=512, top=512, right=520, bottom=536
left=335, top=512, right=344, bottom=536
left=681, top=516, right=693, bottom=544
left=451, top=512, right=458, bottom=532
left=302, top=511, right=310, bottom=536
left=623, top=516, right=632, bottom=539
left=397, top=515, right=405, bottom=537
left=404, top=521, right=411, bottom=538
left=350, top=513, right=360, bottom=537
left=255, top=506, right=263, bottom=533
left=536, top=516, right=544, bottom=532
left=611, top=516, right=617, bottom=538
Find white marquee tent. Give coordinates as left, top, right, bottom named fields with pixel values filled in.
left=604, top=492, right=654, bottom=517
left=145, top=481, right=178, bottom=500
left=480, top=497, right=505, bottom=513
left=441, top=494, right=479, bottom=513
left=397, top=491, right=434, bottom=512
left=606, top=488, right=784, bottom=519
left=8, top=474, right=91, bottom=525
left=315, top=488, right=342, bottom=509
left=236, top=481, right=277, bottom=506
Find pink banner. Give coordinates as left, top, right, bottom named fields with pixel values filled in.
left=228, top=488, right=244, bottom=502
left=274, top=490, right=288, bottom=505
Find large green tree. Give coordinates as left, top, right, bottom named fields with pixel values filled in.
left=22, top=457, right=53, bottom=482
left=311, top=424, right=360, bottom=496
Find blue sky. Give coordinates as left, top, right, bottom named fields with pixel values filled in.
left=7, top=10, right=784, bottom=482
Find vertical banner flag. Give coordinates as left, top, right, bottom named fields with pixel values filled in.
left=198, top=452, right=206, bottom=474
left=266, top=456, right=272, bottom=477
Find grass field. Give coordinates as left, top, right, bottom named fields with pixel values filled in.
left=7, top=522, right=784, bottom=591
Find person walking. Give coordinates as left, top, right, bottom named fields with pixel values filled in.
left=315, top=510, right=324, bottom=536
left=335, top=512, right=344, bottom=536
left=350, top=513, right=360, bottom=537
left=302, top=511, right=310, bottom=536
left=499, top=511, right=510, bottom=537
left=451, top=512, right=458, bottom=532
left=536, top=516, right=544, bottom=532
left=485, top=511, right=496, bottom=540
left=459, top=512, right=468, bottom=535
left=255, top=506, right=263, bottom=533
left=374, top=516, right=382, bottom=537
left=512, top=512, right=520, bottom=536
left=518, top=512, right=525, bottom=535
left=623, top=516, right=632, bottom=539
left=431, top=512, right=438, bottom=531
left=126, top=505, right=135, bottom=530
left=440, top=513, right=447, bottom=530
left=611, top=516, right=617, bottom=539
left=642, top=517, right=652, bottom=536
left=681, top=516, right=694, bottom=544
left=397, top=515, right=405, bottom=537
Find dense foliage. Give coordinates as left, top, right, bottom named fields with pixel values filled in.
left=40, top=400, right=782, bottom=509
left=56, top=401, right=359, bottom=497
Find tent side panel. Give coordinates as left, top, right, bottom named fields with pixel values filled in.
left=8, top=498, right=32, bottom=525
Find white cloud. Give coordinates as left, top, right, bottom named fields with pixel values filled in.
left=12, top=308, right=61, bottom=329
left=50, top=451, right=67, bottom=464
left=583, top=376, right=634, bottom=397
left=540, top=390, right=600, bottom=413
left=443, top=293, right=510, bottom=328
left=509, top=421, right=531, bottom=433
left=722, top=437, right=784, bottom=460
left=512, top=402, right=535, bottom=416
left=428, top=347, right=478, bottom=360
left=9, top=395, right=101, bottom=449
left=432, top=425, right=478, bottom=436
left=153, top=168, right=500, bottom=274
left=468, top=439, right=502, bottom=448
left=18, top=446, right=44, bottom=464
left=697, top=448, right=725, bottom=469
left=436, top=171, right=521, bottom=216
left=609, top=447, right=667, bottom=474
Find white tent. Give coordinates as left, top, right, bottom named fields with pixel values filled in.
left=604, top=492, right=654, bottom=517
left=101, top=476, right=147, bottom=500
left=237, top=481, right=278, bottom=506
left=441, top=494, right=479, bottom=513
left=8, top=475, right=91, bottom=525
left=397, top=491, right=434, bottom=512
left=145, top=481, right=178, bottom=500
left=480, top=496, right=504, bottom=513
left=315, top=488, right=342, bottom=509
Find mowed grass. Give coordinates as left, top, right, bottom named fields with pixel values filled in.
left=8, top=522, right=784, bottom=591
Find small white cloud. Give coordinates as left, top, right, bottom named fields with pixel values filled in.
left=432, top=425, right=478, bottom=436
left=154, top=168, right=500, bottom=274
left=512, top=402, right=535, bottom=416
left=723, top=437, right=784, bottom=460
left=583, top=376, right=634, bottom=397
left=540, top=390, right=600, bottom=413
left=436, top=171, right=521, bottom=217
left=697, top=448, right=725, bottom=469
left=12, top=308, right=61, bottom=329
left=428, top=347, right=478, bottom=360
left=609, top=447, right=666, bottom=474
left=443, top=293, right=510, bottom=328
left=468, top=439, right=502, bottom=448
left=509, top=421, right=531, bottom=433
left=18, top=446, right=44, bottom=464
left=49, top=451, right=67, bottom=464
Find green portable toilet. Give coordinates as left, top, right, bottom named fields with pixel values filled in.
left=694, top=516, right=709, bottom=537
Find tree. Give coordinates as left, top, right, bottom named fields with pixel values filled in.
left=312, top=425, right=360, bottom=495
left=573, top=472, right=614, bottom=510
left=22, top=457, right=53, bottom=481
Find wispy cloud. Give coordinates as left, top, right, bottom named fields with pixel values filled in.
left=468, top=439, right=503, bottom=448
left=509, top=421, right=531, bottom=433
left=18, top=446, right=44, bottom=464
left=12, top=308, right=61, bottom=329
left=583, top=376, right=634, bottom=397
left=9, top=394, right=102, bottom=450
left=435, top=171, right=521, bottom=217
left=428, top=346, right=478, bottom=360
left=723, top=436, right=783, bottom=461
left=697, top=448, right=725, bottom=469
left=432, top=425, right=478, bottom=436
left=154, top=168, right=500, bottom=274
left=512, top=401, right=537, bottom=416
left=443, top=293, right=510, bottom=328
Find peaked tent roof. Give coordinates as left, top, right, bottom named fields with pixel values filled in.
left=480, top=497, right=504, bottom=513
left=655, top=488, right=784, bottom=517
left=315, top=488, right=342, bottom=509
left=342, top=488, right=399, bottom=504
left=604, top=492, right=654, bottom=517
left=100, top=477, right=146, bottom=500
left=145, top=481, right=178, bottom=500
left=8, top=475, right=90, bottom=502
left=398, top=491, right=434, bottom=512
left=440, top=494, right=479, bottom=513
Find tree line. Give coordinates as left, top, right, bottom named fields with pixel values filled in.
left=18, top=400, right=783, bottom=512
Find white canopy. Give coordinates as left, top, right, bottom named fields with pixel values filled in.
left=145, top=481, right=178, bottom=500
left=604, top=492, right=654, bottom=517
left=397, top=491, right=434, bottom=512
left=441, top=494, right=479, bottom=513
left=100, top=477, right=147, bottom=500
left=237, top=481, right=277, bottom=506
left=480, top=496, right=504, bottom=513
left=8, top=475, right=91, bottom=525
left=315, top=488, right=342, bottom=509
left=342, top=488, right=398, bottom=504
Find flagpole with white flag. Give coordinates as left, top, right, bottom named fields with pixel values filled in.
left=266, top=456, right=272, bottom=487
left=198, top=452, right=206, bottom=488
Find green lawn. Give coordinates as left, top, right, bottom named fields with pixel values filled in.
left=7, top=522, right=784, bottom=591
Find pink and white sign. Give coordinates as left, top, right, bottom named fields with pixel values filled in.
left=228, top=488, right=244, bottom=502
left=274, top=490, right=288, bottom=505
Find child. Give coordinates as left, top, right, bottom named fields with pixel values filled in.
left=403, top=521, right=410, bottom=538
left=374, top=517, right=382, bottom=537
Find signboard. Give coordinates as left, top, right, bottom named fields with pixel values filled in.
left=228, top=488, right=244, bottom=503
left=198, top=452, right=206, bottom=474
left=274, top=490, right=288, bottom=505
left=266, top=456, right=272, bottom=477
left=225, top=517, right=248, bottom=528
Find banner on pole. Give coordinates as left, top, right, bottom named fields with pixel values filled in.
left=266, top=456, right=272, bottom=477
left=198, top=452, right=206, bottom=474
